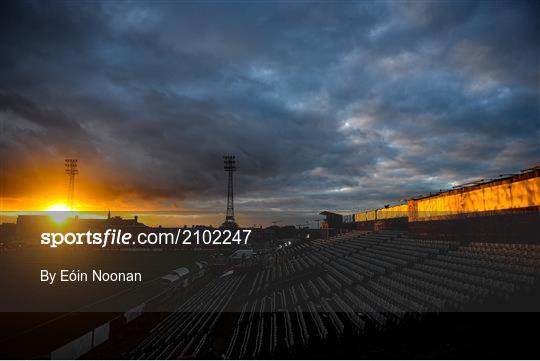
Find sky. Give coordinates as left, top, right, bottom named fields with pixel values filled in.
left=0, top=0, right=539, bottom=226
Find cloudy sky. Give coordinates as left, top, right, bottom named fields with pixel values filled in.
left=1, top=0, right=538, bottom=226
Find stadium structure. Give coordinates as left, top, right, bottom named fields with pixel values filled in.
left=0, top=167, right=539, bottom=359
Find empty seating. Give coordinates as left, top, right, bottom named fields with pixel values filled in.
left=307, top=301, right=329, bottom=341
left=332, top=293, right=365, bottom=332
left=320, top=298, right=345, bottom=336
left=128, top=229, right=539, bottom=359
left=316, top=276, right=332, bottom=294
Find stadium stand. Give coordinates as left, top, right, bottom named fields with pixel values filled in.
left=121, top=230, right=540, bottom=359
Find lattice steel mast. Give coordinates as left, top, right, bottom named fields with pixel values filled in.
left=222, top=155, right=238, bottom=228
left=64, top=159, right=78, bottom=211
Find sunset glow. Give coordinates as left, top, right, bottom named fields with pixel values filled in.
left=45, top=203, right=72, bottom=224
left=1, top=1, right=538, bottom=229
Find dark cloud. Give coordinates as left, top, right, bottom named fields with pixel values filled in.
left=0, top=0, right=538, bottom=224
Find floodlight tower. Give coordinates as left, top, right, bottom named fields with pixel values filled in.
left=64, top=159, right=78, bottom=211
left=222, top=155, right=238, bottom=228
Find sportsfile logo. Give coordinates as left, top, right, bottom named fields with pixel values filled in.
left=40, top=229, right=252, bottom=248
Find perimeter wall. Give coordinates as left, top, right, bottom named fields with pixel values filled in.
left=343, top=170, right=540, bottom=243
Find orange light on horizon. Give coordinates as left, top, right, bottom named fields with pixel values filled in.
left=45, top=203, right=73, bottom=224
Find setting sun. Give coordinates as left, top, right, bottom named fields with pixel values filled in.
left=45, top=203, right=72, bottom=224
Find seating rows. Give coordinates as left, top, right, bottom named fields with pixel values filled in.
left=425, top=258, right=533, bottom=287
left=344, top=255, right=386, bottom=274
left=252, top=304, right=265, bottom=358
left=130, top=274, right=245, bottom=359
left=329, top=261, right=365, bottom=283
left=295, top=306, right=310, bottom=346
left=383, top=240, right=440, bottom=255
left=307, top=279, right=321, bottom=298
left=325, top=274, right=342, bottom=290
left=320, top=298, right=345, bottom=336
left=343, top=238, right=380, bottom=247
left=378, top=275, right=446, bottom=310
left=461, top=244, right=540, bottom=259
left=393, top=237, right=459, bottom=249
left=453, top=249, right=540, bottom=269
left=316, top=276, right=332, bottom=294
left=414, top=263, right=514, bottom=294
left=298, top=283, right=310, bottom=302
left=333, top=243, right=360, bottom=254
left=307, top=301, right=329, bottom=341
left=391, top=271, right=470, bottom=307
left=366, top=247, right=415, bottom=264
left=129, top=231, right=539, bottom=359
left=471, top=242, right=540, bottom=252
left=440, top=253, right=538, bottom=277
left=342, top=289, right=387, bottom=327
left=289, top=285, right=298, bottom=305
left=349, top=251, right=398, bottom=271
left=373, top=244, right=424, bottom=260
left=332, top=293, right=366, bottom=332
left=326, top=264, right=355, bottom=286
left=283, top=310, right=294, bottom=351
left=367, top=280, right=428, bottom=312
left=354, top=285, right=404, bottom=315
